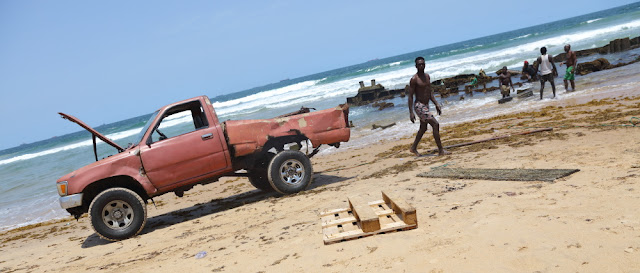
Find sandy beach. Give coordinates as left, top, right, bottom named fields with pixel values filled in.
left=2, top=67, right=640, bottom=272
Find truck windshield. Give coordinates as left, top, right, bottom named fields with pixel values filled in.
left=136, top=111, right=160, bottom=143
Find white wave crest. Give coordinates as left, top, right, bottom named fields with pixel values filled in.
left=510, top=34, right=532, bottom=41
left=586, top=18, right=603, bottom=24
left=0, top=127, right=142, bottom=166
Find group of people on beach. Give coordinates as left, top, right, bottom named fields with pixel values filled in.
left=510, top=44, right=578, bottom=99
left=407, top=44, right=577, bottom=156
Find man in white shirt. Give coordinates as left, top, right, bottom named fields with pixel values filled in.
left=536, top=47, right=558, bottom=100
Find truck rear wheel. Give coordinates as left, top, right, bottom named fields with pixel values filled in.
left=248, top=170, right=274, bottom=192
left=89, top=187, right=147, bottom=241
left=267, top=150, right=313, bottom=194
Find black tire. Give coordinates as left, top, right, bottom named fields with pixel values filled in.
left=89, top=187, right=147, bottom=241
left=248, top=169, right=274, bottom=192
left=267, top=150, right=313, bottom=194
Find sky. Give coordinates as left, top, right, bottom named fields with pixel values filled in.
left=0, top=0, right=637, bottom=150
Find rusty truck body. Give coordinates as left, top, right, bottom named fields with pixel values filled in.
left=56, top=95, right=350, bottom=241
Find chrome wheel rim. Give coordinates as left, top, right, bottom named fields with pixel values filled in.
left=102, top=200, right=134, bottom=230
left=279, top=159, right=305, bottom=186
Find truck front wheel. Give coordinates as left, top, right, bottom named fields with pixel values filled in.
left=267, top=150, right=313, bottom=194
left=89, top=187, right=147, bottom=241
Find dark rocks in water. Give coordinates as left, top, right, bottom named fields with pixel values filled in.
left=609, top=55, right=640, bottom=69
left=433, top=74, right=476, bottom=89
left=372, top=122, right=396, bottom=130
left=610, top=37, right=631, bottom=53
left=554, top=36, right=640, bottom=62
left=554, top=47, right=608, bottom=62
left=577, top=58, right=611, bottom=75
left=372, top=101, right=394, bottom=110
left=433, top=85, right=448, bottom=97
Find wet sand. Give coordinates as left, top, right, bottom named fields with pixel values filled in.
left=1, top=64, right=640, bottom=272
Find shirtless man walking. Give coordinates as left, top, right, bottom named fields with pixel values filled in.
left=560, top=44, right=577, bottom=91
left=408, top=57, right=450, bottom=156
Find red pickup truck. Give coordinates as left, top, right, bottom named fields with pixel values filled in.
left=56, top=95, right=350, bottom=241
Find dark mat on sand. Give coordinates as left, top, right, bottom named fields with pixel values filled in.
left=417, top=168, right=580, bottom=182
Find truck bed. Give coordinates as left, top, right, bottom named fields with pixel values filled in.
left=223, top=104, right=350, bottom=157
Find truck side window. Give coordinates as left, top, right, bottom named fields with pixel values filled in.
left=150, top=101, right=209, bottom=143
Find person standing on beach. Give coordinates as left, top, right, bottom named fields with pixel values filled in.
left=498, top=66, right=515, bottom=98
left=560, top=44, right=577, bottom=91
left=522, top=61, right=537, bottom=81
left=408, top=57, right=450, bottom=156
left=478, top=69, right=488, bottom=92
left=536, top=46, right=558, bottom=99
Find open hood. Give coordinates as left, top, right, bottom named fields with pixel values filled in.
left=59, top=113, right=124, bottom=157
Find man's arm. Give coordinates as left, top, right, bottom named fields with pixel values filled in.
left=430, top=91, right=441, bottom=116
left=408, top=77, right=416, bottom=123
left=550, top=55, right=558, bottom=77
left=509, top=74, right=515, bottom=92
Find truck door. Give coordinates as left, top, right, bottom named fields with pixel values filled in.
left=139, top=100, right=229, bottom=190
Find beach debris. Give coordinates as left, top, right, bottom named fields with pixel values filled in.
left=372, top=101, right=394, bottom=110
left=346, top=80, right=405, bottom=106
left=417, top=168, right=580, bottom=182
left=276, top=106, right=314, bottom=118
left=498, top=96, right=513, bottom=104
left=371, top=122, right=396, bottom=130
left=195, top=251, right=207, bottom=259
left=320, top=191, right=417, bottom=245
left=517, top=88, right=533, bottom=98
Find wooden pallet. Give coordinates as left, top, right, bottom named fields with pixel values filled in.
left=320, top=191, right=417, bottom=245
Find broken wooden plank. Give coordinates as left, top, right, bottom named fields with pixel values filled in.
left=319, top=207, right=349, bottom=217
left=348, top=195, right=380, bottom=232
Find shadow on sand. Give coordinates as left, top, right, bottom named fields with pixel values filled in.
left=81, top=173, right=352, bottom=248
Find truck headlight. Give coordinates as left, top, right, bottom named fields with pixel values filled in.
left=57, top=181, right=68, bottom=196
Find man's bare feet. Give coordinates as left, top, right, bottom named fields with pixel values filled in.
left=438, top=150, right=451, bottom=156
left=410, top=149, right=421, bottom=157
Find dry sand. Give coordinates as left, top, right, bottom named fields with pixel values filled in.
left=1, top=92, right=640, bottom=272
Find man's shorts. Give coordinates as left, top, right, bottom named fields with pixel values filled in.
left=540, top=73, right=554, bottom=83
left=414, top=101, right=433, bottom=121
left=500, top=85, right=510, bottom=96
left=564, top=66, right=575, bottom=81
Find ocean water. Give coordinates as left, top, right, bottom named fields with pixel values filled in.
left=1, top=3, right=640, bottom=231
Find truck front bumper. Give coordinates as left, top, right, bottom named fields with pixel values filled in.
left=59, top=193, right=83, bottom=209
